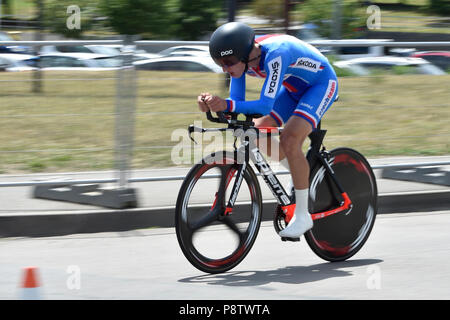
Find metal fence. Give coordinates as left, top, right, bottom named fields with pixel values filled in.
left=0, top=39, right=449, bottom=195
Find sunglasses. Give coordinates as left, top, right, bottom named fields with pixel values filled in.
left=214, top=54, right=262, bottom=69
left=214, top=56, right=241, bottom=68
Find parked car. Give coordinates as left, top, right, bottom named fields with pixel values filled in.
left=0, top=31, right=32, bottom=54
left=40, top=44, right=164, bottom=63
left=333, top=56, right=446, bottom=76
left=0, top=54, right=37, bottom=72
left=134, top=56, right=222, bottom=73
left=40, top=45, right=121, bottom=57
left=37, top=53, right=122, bottom=71
left=157, top=45, right=209, bottom=57
left=326, top=39, right=394, bottom=60
left=410, top=51, right=450, bottom=72
left=132, top=52, right=162, bottom=61
left=165, top=50, right=211, bottom=58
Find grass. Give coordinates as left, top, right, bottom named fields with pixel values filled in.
left=376, top=8, right=450, bottom=34
left=3, top=0, right=36, bottom=18
left=0, top=70, right=449, bottom=174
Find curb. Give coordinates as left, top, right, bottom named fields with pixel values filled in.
left=1, top=190, right=449, bottom=238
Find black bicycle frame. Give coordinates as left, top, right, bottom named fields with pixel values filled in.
left=223, top=126, right=352, bottom=220
left=192, top=112, right=352, bottom=220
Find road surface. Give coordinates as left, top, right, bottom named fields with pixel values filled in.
left=1, top=210, right=449, bottom=300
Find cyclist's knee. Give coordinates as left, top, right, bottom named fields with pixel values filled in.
left=280, top=131, right=305, bottom=155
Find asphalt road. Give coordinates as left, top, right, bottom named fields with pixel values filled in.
left=1, top=209, right=449, bottom=300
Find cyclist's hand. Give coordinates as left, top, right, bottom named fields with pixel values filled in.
left=205, top=95, right=227, bottom=113
left=198, top=93, right=211, bottom=112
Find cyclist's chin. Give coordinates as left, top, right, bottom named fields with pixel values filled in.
left=228, top=70, right=244, bottom=78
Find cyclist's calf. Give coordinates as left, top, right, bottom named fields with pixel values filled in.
left=280, top=117, right=313, bottom=189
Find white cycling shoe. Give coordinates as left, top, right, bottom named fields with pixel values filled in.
left=279, top=211, right=313, bottom=238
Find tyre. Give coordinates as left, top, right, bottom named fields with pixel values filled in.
left=305, top=148, right=378, bottom=262
left=175, top=151, right=263, bottom=274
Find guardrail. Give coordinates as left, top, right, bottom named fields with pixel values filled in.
left=1, top=161, right=449, bottom=187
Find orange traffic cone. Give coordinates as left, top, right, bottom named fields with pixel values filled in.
left=19, top=266, right=42, bottom=300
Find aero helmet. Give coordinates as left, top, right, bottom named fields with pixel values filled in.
left=209, top=22, right=255, bottom=67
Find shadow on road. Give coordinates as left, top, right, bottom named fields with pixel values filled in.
left=178, top=259, right=383, bottom=287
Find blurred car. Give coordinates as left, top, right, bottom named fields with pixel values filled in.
left=333, top=56, right=446, bottom=76
left=132, top=52, right=162, bottom=61
left=389, top=48, right=417, bottom=57
left=37, top=53, right=122, bottom=71
left=410, top=51, right=450, bottom=71
left=0, top=31, right=32, bottom=54
left=40, top=45, right=121, bottom=57
left=40, top=44, right=164, bottom=63
left=329, top=39, right=394, bottom=60
left=134, top=56, right=222, bottom=73
left=157, top=45, right=209, bottom=57
left=0, top=54, right=37, bottom=72
left=165, top=50, right=211, bottom=58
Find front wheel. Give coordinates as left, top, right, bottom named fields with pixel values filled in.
left=305, top=148, right=378, bottom=262
left=175, top=152, right=263, bottom=274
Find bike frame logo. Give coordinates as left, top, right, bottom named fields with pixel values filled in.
left=251, top=147, right=290, bottom=206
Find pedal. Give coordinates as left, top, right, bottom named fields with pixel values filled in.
left=281, top=237, right=300, bottom=242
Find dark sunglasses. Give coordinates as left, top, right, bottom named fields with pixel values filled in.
left=214, top=56, right=241, bottom=68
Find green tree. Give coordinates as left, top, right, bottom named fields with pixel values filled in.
left=1, top=0, right=13, bottom=16
left=428, top=0, right=450, bottom=15
left=172, top=0, right=222, bottom=40
left=299, top=0, right=366, bottom=38
left=43, top=0, right=100, bottom=39
left=99, top=0, right=172, bottom=37
left=251, top=0, right=285, bottom=23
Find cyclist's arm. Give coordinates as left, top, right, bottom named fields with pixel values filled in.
left=229, top=73, right=246, bottom=101
left=225, top=50, right=289, bottom=115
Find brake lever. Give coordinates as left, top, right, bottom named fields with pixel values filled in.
left=188, top=125, right=205, bottom=144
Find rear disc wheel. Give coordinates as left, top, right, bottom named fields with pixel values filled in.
left=305, top=148, right=378, bottom=262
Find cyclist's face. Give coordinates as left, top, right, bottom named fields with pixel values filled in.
left=214, top=56, right=245, bottom=77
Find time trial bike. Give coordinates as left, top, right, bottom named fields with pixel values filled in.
left=175, top=110, right=377, bottom=274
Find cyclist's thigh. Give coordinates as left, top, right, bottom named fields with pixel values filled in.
left=269, top=86, right=298, bottom=127
left=254, top=115, right=278, bottom=128
left=292, top=77, right=338, bottom=129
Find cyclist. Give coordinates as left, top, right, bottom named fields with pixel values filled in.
left=197, top=22, right=339, bottom=239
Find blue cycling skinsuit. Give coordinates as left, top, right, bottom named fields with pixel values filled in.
left=225, top=34, right=338, bottom=129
